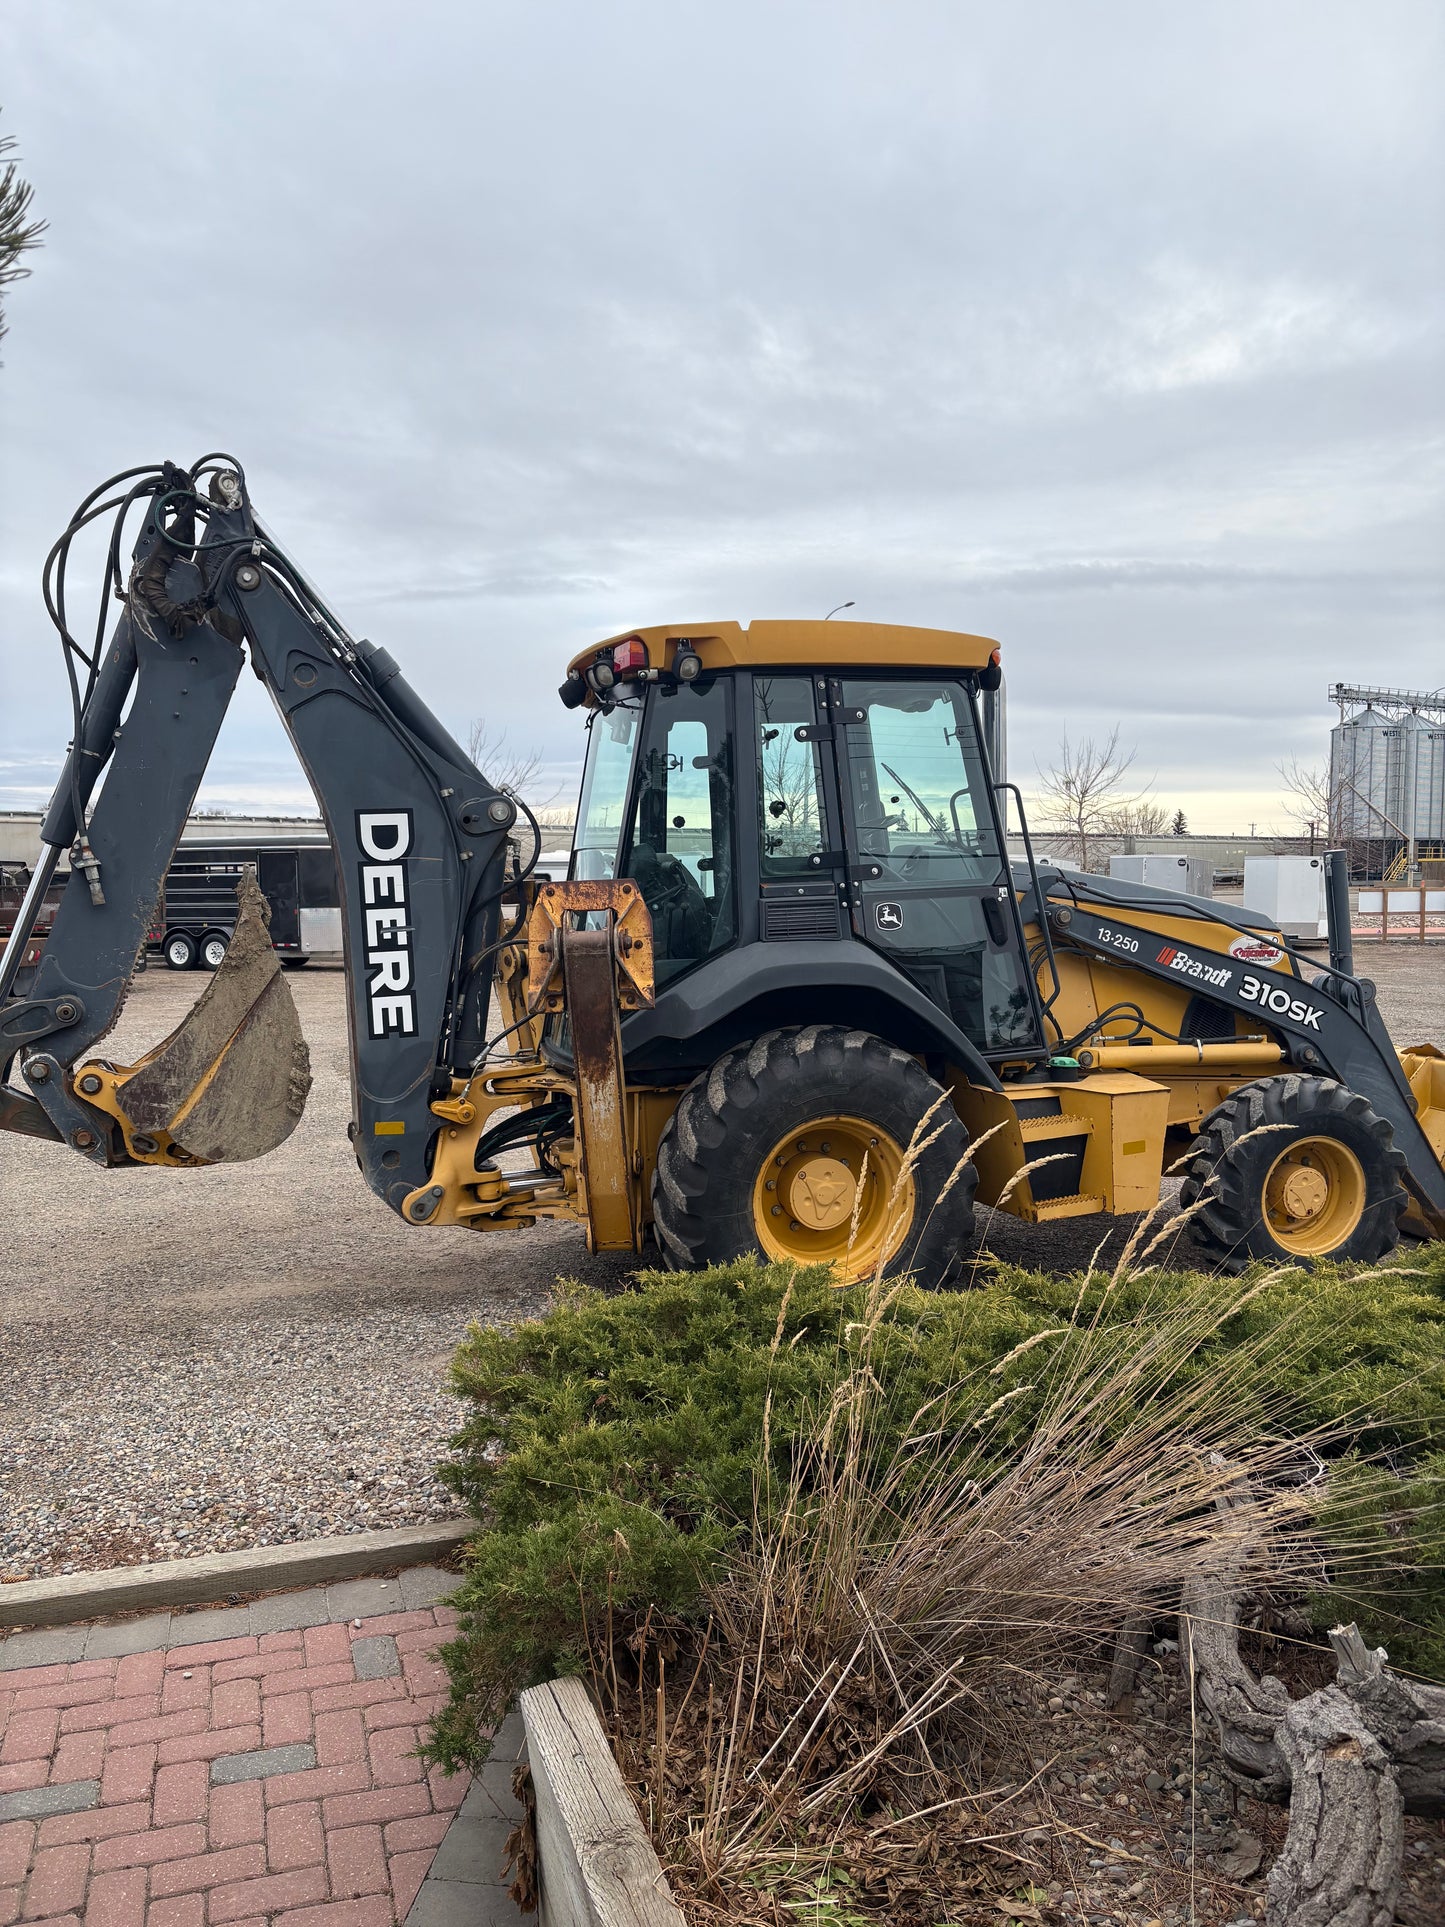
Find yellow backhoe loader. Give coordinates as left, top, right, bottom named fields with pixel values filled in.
left=3, top=457, right=1442, bottom=1282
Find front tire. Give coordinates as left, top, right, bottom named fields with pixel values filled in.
left=1180, top=1074, right=1407, bottom=1268
left=651, top=1025, right=977, bottom=1288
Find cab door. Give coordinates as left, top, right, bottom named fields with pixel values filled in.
left=827, top=674, right=1043, bottom=1058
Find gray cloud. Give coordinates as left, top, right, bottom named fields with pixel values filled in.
left=0, top=0, right=1441, bottom=831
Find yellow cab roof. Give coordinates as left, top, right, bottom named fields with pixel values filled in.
left=565, top=619, right=999, bottom=691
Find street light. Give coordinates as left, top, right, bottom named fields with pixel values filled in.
left=824, top=601, right=854, bottom=620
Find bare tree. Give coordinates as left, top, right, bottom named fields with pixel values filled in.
left=1278, top=756, right=1342, bottom=845
left=759, top=729, right=821, bottom=857
left=1032, top=729, right=1155, bottom=872
left=466, top=721, right=562, bottom=816
left=1102, top=798, right=1172, bottom=838
left=0, top=110, right=45, bottom=350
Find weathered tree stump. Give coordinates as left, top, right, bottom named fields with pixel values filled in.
left=1181, top=1562, right=1445, bottom=1925
left=1182, top=1571, right=1291, bottom=1796
left=1265, top=1685, right=1402, bottom=1927
left=1327, top=1624, right=1445, bottom=1817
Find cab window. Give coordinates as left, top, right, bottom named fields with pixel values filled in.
left=573, top=703, right=642, bottom=880
left=840, top=679, right=1000, bottom=882
left=621, top=680, right=735, bottom=986
left=756, top=675, right=829, bottom=876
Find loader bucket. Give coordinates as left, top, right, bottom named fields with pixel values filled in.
left=93, top=873, right=312, bottom=1164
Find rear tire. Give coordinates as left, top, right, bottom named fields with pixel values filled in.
left=198, top=931, right=229, bottom=971
left=163, top=931, right=197, bottom=971
left=1180, top=1074, right=1407, bottom=1269
left=651, top=1025, right=977, bottom=1288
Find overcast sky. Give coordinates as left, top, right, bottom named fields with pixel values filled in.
left=1, top=0, right=1441, bottom=832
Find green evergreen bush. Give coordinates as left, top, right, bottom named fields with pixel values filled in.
left=427, top=1247, right=1445, bottom=1769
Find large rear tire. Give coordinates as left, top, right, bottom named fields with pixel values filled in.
left=1180, top=1074, right=1407, bottom=1268
left=651, top=1025, right=977, bottom=1288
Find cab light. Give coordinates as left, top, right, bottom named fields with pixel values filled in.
left=612, top=636, right=649, bottom=676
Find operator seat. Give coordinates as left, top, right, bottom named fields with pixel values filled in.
left=626, top=840, right=713, bottom=971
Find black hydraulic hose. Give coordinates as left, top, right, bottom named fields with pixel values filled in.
left=39, top=473, right=167, bottom=865
left=1057, top=1001, right=1187, bottom=1056
left=471, top=1098, right=572, bottom=1170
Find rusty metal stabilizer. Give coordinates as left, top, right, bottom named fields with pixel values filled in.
left=73, top=874, right=312, bottom=1165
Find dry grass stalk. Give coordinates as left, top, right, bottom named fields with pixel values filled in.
left=602, top=1272, right=1412, bottom=1923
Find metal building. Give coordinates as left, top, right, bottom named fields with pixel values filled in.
left=1328, top=684, right=1445, bottom=880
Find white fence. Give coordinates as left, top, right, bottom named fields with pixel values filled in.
left=1355, top=886, right=1445, bottom=939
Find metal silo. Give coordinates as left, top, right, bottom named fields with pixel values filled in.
left=1330, top=705, right=1391, bottom=842
left=1328, top=685, right=1445, bottom=875
left=1415, top=723, right=1445, bottom=842
left=1398, top=712, right=1431, bottom=846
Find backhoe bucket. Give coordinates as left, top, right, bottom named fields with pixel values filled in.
left=81, top=874, right=312, bottom=1165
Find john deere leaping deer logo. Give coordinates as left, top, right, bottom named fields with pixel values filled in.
left=791, top=1158, right=857, bottom=1230
left=874, top=901, right=904, bottom=932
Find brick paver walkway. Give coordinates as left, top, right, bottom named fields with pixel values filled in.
left=0, top=1568, right=514, bottom=1926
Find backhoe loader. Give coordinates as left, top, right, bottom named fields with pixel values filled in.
left=3, top=457, right=1443, bottom=1282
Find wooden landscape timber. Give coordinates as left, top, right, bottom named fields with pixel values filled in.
left=519, top=1674, right=686, bottom=1927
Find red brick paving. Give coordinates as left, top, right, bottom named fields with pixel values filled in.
left=0, top=1611, right=465, bottom=1923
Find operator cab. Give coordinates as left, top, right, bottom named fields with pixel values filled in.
left=561, top=622, right=1044, bottom=1065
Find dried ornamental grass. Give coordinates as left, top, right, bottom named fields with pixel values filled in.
left=431, top=1239, right=1445, bottom=1774
left=595, top=1269, right=1437, bottom=1923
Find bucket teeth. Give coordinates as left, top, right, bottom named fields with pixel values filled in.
left=113, top=872, right=312, bottom=1163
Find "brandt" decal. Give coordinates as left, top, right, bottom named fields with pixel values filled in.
left=356, top=810, right=416, bottom=1038
left=1155, top=943, right=1232, bottom=989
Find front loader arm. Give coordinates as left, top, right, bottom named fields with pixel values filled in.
left=0, top=461, right=519, bottom=1214
left=1038, top=883, right=1445, bottom=1233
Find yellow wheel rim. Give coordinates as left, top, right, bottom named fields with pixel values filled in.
left=750, top=1114, right=915, bottom=1283
left=1261, top=1135, right=1366, bottom=1255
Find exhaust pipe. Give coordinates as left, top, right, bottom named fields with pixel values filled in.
left=1325, top=848, right=1353, bottom=979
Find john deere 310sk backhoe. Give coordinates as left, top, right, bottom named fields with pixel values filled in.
left=3, top=458, right=1443, bottom=1282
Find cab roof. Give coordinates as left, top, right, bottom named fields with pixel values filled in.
left=565, top=619, right=1000, bottom=688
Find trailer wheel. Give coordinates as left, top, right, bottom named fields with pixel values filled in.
left=163, top=931, right=198, bottom=971
left=1180, top=1075, right=1407, bottom=1268
left=651, top=1025, right=977, bottom=1288
left=199, top=931, right=229, bottom=971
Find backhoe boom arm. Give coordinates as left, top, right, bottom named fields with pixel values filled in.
left=0, top=461, right=518, bottom=1212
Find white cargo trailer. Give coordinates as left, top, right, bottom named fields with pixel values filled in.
left=1108, top=852, right=1215, bottom=897
left=1242, top=855, right=1327, bottom=942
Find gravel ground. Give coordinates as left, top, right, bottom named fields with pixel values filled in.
left=1, top=947, right=1440, bottom=1581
